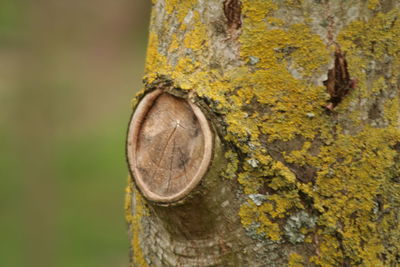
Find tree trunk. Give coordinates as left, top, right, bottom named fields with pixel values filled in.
left=126, top=1, right=400, bottom=266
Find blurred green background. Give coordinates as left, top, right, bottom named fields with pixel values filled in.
left=0, top=1, right=151, bottom=266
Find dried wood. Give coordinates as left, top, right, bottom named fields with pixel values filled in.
left=127, top=89, right=213, bottom=203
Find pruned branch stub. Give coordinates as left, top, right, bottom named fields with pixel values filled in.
left=126, top=89, right=213, bottom=203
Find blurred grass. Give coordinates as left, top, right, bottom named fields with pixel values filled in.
left=54, top=120, right=130, bottom=267
left=0, top=0, right=24, bottom=44
left=0, top=1, right=150, bottom=266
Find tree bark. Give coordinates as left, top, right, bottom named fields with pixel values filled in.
left=126, top=0, right=400, bottom=266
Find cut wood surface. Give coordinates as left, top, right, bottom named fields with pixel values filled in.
left=127, top=90, right=213, bottom=203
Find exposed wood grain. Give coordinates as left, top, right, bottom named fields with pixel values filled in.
left=127, top=90, right=213, bottom=203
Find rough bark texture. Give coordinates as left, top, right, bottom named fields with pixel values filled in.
left=126, top=0, right=400, bottom=266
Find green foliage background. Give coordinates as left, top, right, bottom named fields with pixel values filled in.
left=0, top=1, right=150, bottom=266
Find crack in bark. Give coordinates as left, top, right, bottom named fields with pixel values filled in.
left=166, top=138, right=176, bottom=193
left=150, top=124, right=178, bottom=183
left=324, top=47, right=356, bottom=110
left=178, top=147, right=189, bottom=184
left=223, top=0, right=242, bottom=31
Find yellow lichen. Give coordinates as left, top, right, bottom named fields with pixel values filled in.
left=288, top=253, right=304, bottom=267
left=126, top=179, right=149, bottom=267
left=239, top=201, right=282, bottom=241
left=367, top=0, right=380, bottom=10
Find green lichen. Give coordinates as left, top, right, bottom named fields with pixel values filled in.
left=284, top=211, right=317, bottom=244
left=138, top=0, right=400, bottom=266
left=223, top=150, right=239, bottom=180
